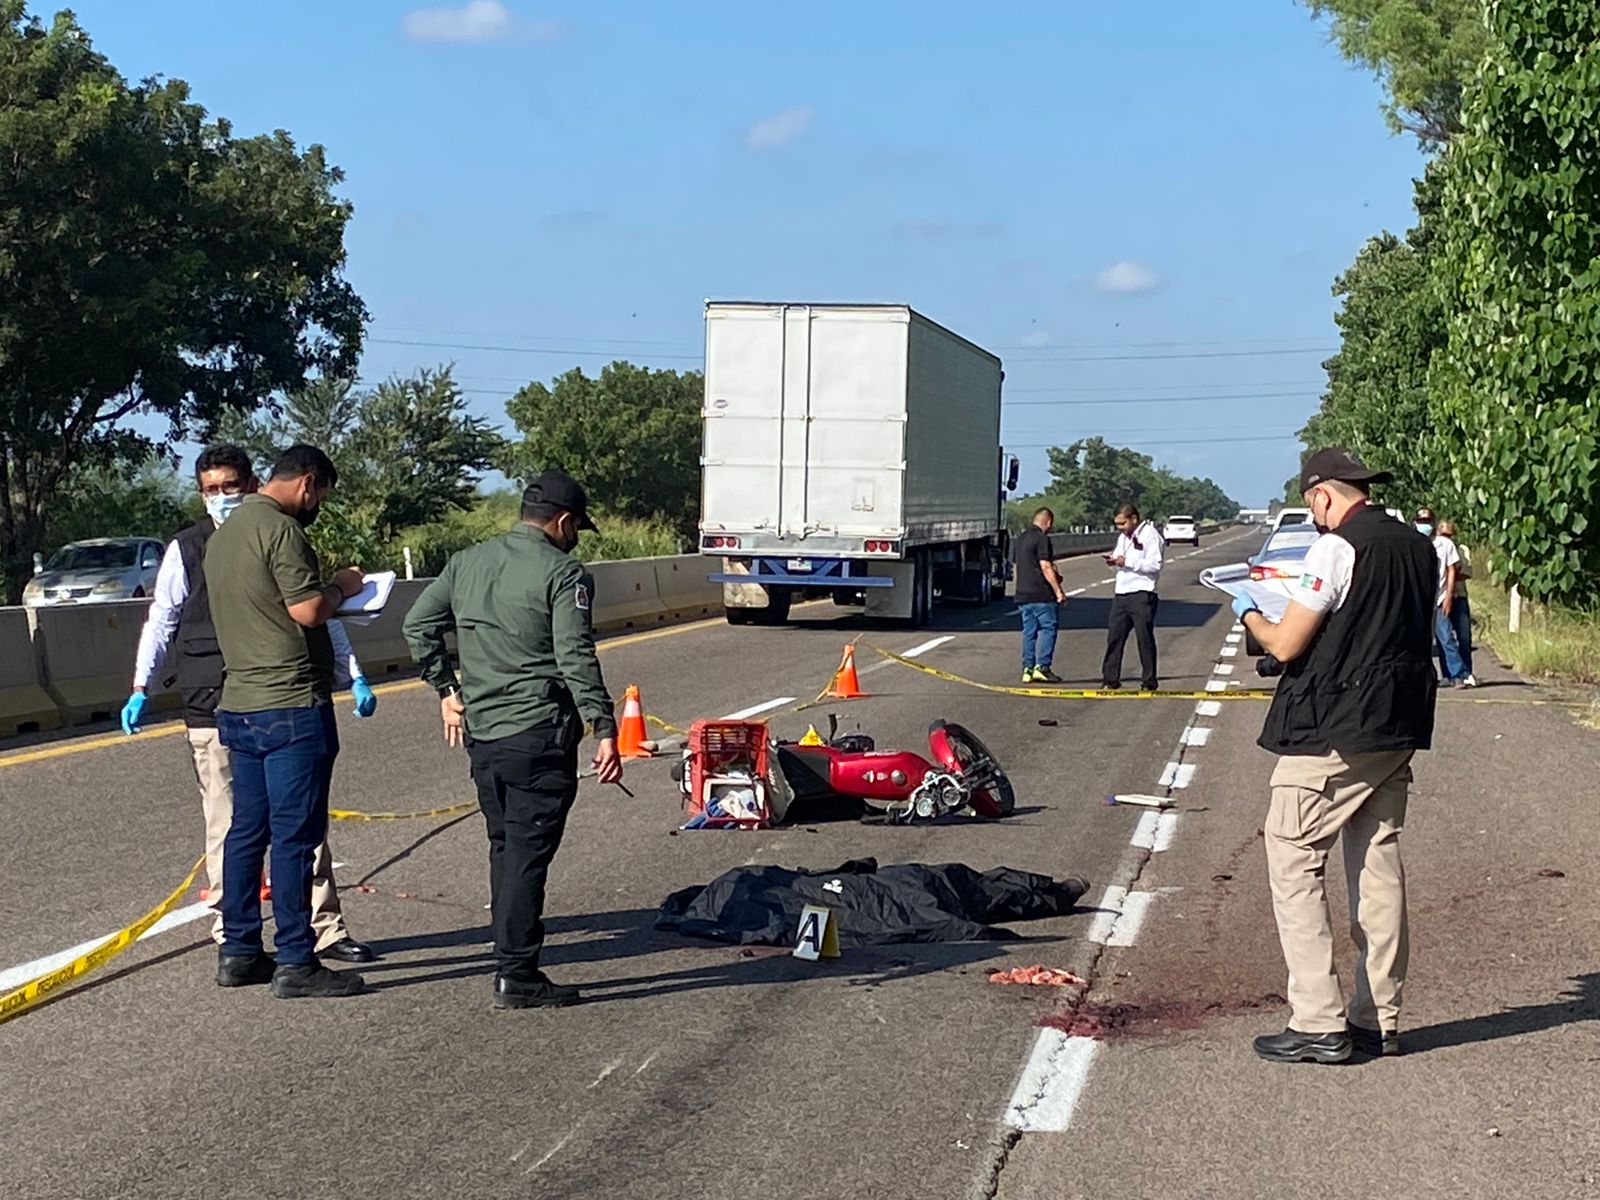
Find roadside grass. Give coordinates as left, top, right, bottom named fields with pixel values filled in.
left=1470, top=582, right=1600, bottom=729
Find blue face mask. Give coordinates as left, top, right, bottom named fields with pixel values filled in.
left=1415, top=522, right=1435, bottom=536
left=206, top=493, right=245, bottom=525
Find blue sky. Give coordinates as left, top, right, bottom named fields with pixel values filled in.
left=58, top=0, right=1424, bottom=507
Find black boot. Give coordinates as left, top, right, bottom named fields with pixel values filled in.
left=493, top=972, right=581, bottom=1009
left=1252, top=1027, right=1352, bottom=1064
left=216, top=951, right=276, bottom=987
left=270, top=962, right=366, bottom=999
left=1348, top=1024, right=1403, bottom=1057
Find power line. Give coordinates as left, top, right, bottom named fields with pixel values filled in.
left=1003, top=424, right=1302, bottom=439
left=378, top=325, right=696, bottom=349
left=1005, top=389, right=1317, bottom=407
left=1005, top=433, right=1298, bottom=449
left=1008, top=378, right=1321, bottom=395
left=1007, top=346, right=1335, bottom=363
left=367, top=336, right=702, bottom=362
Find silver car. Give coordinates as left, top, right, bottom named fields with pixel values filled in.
left=21, top=538, right=165, bottom=607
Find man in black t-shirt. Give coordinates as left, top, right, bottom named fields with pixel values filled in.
left=1013, top=507, right=1066, bottom=683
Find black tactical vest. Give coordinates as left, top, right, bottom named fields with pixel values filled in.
left=1258, top=505, right=1438, bottom=757
left=172, top=518, right=223, bottom=696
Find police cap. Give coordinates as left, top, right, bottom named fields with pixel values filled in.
left=1299, top=448, right=1393, bottom=494
left=523, top=470, right=599, bottom=531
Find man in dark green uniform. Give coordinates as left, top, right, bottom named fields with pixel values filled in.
left=403, top=470, right=622, bottom=1009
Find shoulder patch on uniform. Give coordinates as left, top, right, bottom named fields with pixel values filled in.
left=1300, top=573, right=1323, bottom=592
left=574, top=583, right=591, bottom=611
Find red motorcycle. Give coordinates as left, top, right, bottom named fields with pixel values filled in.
left=678, top=715, right=1015, bottom=827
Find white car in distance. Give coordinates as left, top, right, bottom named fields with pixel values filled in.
left=1162, top=515, right=1198, bottom=546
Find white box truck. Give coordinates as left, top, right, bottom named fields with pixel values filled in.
left=699, top=302, right=1018, bottom=625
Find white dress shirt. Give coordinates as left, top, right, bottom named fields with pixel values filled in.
left=1112, top=521, right=1164, bottom=594
left=133, top=534, right=362, bottom=690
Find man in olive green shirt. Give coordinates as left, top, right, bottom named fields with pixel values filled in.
left=206, top=444, right=367, bottom=1000
left=403, top=469, right=621, bottom=1009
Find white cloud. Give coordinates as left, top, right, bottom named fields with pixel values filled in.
left=745, top=106, right=814, bottom=151
left=401, top=1, right=561, bottom=45
left=1094, top=261, right=1161, bottom=295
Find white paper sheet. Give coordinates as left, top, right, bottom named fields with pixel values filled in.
left=335, top=570, right=396, bottom=617
left=1198, top=571, right=1293, bottom=623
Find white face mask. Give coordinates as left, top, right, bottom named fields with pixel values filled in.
left=1415, top=522, right=1435, bottom=536
left=206, top=493, right=246, bottom=525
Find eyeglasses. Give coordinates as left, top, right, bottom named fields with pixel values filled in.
left=199, top=479, right=247, bottom=498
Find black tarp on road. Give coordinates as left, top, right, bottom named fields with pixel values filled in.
left=656, top=858, right=1090, bottom=946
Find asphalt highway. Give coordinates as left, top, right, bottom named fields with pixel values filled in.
left=0, top=527, right=1371, bottom=1200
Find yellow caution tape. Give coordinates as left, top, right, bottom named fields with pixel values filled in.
left=328, top=800, right=479, bottom=822
left=0, top=853, right=206, bottom=1027
left=862, top=644, right=1276, bottom=700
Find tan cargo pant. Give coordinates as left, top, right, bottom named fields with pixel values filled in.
left=187, top=727, right=350, bottom=952
left=1265, top=748, right=1413, bottom=1035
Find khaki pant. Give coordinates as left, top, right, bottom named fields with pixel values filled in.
left=1265, top=748, right=1413, bottom=1035
left=186, top=727, right=349, bottom=952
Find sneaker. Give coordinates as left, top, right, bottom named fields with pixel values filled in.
left=1034, top=668, right=1064, bottom=684
left=493, top=972, right=581, bottom=1009
left=1022, top=668, right=1039, bottom=684
left=270, top=962, right=366, bottom=999
left=216, top=951, right=276, bottom=988
left=1460, top=674, right=1478, bottom=689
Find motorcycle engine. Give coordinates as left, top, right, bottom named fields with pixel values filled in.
left=831, top=733, right=876, bottom=753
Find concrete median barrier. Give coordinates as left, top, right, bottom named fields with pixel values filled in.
left=1049, top=532, right=1117, bottom=559
left=589, top=558, right=670, bottom=632
left=651, top=556, right=722, bottom=622
left=0, top=554, right=729, bottom=741
left=32, top=601, right=149, bottom=726
left=0, top=609, right=58, bottom=736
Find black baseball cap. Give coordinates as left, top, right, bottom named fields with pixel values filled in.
left=523, top=470, right=598, bottom=531
left=1298, top=448, right=1393, bottom=494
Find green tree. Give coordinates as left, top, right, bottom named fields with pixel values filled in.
left=1043, top=437, right=1239, bottom=523
left=1300, top=0, right=1489, bottom=145
left=42, top=457, right=196, bottom=552
left=501, top=362, right=703, bottom=535
left=1431, top=0, right=1600, bottom=606
left=220, top=367, right=501, bottom=569
left=1297, top=169, right=1447, bottom=511
left=0, top=4, right=366, bottom=600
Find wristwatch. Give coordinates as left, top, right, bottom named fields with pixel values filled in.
left=437, top=683, right=461, bottom=700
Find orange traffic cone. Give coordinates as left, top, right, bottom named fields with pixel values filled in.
left=826, top=644, right=868, bottom=699
left=617, top=685, right=652, bottom=758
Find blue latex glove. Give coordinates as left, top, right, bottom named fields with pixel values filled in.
left=1231, top=593, right=1259, bottom=621
left=352, top=676, right=377, bottom=718
left=120, top=691, right=147, bottom=735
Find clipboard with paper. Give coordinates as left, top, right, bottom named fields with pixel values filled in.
left=1198, top=569, right=1294, bottom=623
left=334, top=570, right=396, bottom=625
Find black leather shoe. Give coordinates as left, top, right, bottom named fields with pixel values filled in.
left=270, top=962, right=366, bottom=999
left=216, top=952, right=276, bottom=987
left=494, top=972, right=581, bottom=1009
left=1101, top=681, right=1122, bottom=691
left=1252, top=1027, right=1352, bottom=1064
left=320, top=938, right=378, bottom=964
left=1348, top=1023, right=1403, bottom=1057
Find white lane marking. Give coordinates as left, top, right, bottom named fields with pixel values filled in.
left=1213, top=663, right=1234, bottom=675
left=1065, top=587, right=1086, bottom=597
left=0, top=900, right=213, bottom=993
left=1195, top=700, right=1222, bottom=717
left=722, top=697, right=796, bottom=720
left=1158, top=761, right=1197, bottom=789
left=1225, top=633, right=1243, bottom=644
left=1205, top=680, right=1226, bottom=692
left=902, top=635, right=953, bottom=658
left=1231, top=623, right=1245, bottom=632
left=332, top=861, right=347, bottom=869
left=1129, top=809, right=1179, bottom=852
left=1181, top=726, right=1211, bottom=747
left=1109, top=891, right=1155, bottom=946
left=1219, top=646, right=1238, bottom=658
left=1084, top=884, right=1127, bottom=945
left=1004, top=1030, right=1101, bottom=1132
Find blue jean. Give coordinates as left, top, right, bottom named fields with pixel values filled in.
left=1437, top=597, right=1473, bottom=679
left=1019, top=602, right=1060, bottom=671
left=1434, top=606, right=1466, bottom=681
left=216, top=704, right=339, bottom=965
